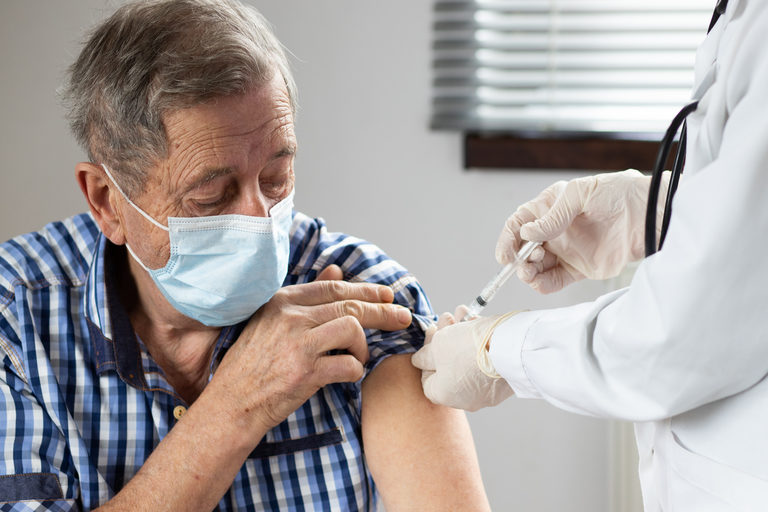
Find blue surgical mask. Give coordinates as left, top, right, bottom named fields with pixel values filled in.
left=101, top=164, right=293, bottom=327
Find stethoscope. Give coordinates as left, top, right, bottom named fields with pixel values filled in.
left=644, top=0, right=729, bottom=256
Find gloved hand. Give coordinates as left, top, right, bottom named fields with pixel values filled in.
left=411, top=309, right=517, bottom=412
left=496, top=169, right=669, bottom=294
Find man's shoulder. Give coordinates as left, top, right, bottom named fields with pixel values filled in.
left=0, top=213, right=100, bottom=380
left=289, top=212, right=400, bottom=282
left=0, top=213, right=100, bottom=300
left=289, top=212, right=434, bottom=320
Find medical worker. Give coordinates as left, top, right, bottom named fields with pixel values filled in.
left=413, top=0, right=768, bottom=510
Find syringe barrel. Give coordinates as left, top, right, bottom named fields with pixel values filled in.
left=476, top=241, right=540, bottom=304
left=462, top=241, right=541, bottom=322
left=477, top=263, right=517, bottom=302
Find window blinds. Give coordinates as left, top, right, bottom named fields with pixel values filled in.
left=431, top=0, right=713, bottom=137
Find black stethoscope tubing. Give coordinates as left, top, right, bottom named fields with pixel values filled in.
left=644, top=0, right=729, bottom=256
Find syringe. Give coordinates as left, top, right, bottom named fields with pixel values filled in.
left=463, top=241, right=542, bottom=321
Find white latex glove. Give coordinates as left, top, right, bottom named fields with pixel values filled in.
left=496, top=169, right=670, bottom=294
left=412, top=310, right=517, bottom=412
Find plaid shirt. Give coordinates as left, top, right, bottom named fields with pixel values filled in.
left=0, top=212, right=434, bottom=511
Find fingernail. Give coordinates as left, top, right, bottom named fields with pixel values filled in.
left=395, top=306, right=412, bottom=324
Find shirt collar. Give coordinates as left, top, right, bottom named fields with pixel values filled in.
left=84, top=234, right=148, bottom=388
left=84, top=234, right=247, bottom=390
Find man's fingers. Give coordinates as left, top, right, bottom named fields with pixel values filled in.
left=315, top=264, right=344, bottom=281
left=311, top=316, right=369, bottom=364
left=312, top=299, right=412, bottom=332
left=314, top=354, right=366, bottom=386
left=286, top=279, right=394, bottom=307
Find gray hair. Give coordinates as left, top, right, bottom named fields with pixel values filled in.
left=62, top=0, right=297, bottom=197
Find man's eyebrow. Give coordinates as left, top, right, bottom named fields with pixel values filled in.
left=181, top=167, right=235, bottom=195
left=180, top=147, right=295, bottom=195
left=272, top=145, right=297, bottom=160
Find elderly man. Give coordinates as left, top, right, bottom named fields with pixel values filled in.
left=0, top=1, right=489, bottom=510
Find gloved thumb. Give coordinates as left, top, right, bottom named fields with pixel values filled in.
left=411, top=343, right=435, bottom=371
left=424, top=324, right=437, bottom=342
left=421, top=371, right=447, bottom=407
left=520, top=183, right=583, bottom=243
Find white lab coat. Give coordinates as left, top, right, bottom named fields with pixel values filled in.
left=489, top=1, right=768, bottom=510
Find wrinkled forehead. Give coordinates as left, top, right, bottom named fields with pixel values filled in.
left=154, top=74, right=296, bottom=191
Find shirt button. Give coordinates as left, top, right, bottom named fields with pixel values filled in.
left=173, top=405, right=187, bottom=420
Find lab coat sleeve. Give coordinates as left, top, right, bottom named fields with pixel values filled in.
left=490, top=6, right=768, bottom=422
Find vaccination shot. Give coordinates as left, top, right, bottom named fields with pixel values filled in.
left=2, top=0, right=766, bottom=510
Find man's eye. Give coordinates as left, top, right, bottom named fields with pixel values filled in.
left=191, top=189, right=234, bottom=211
left=262, top=177, right=292, bottom=197
left=193, top=197, right=227, bottom=208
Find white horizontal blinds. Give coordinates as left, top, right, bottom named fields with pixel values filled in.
left=432, top=0, right=713, bottom=135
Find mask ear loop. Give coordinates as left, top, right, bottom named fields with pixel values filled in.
left=100, top=163, right=168, bottom=272
left=100, top=163, right=169, bottom=232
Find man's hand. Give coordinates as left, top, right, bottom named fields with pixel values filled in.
left=211, top=264, right=412, bottom=433
left=495, top=169, right=668, bottom=294
left=412, top=310, right=514, bottom=412
left=97, top=265, right=411, bottom=512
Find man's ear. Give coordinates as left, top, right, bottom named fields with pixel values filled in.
left=75, top=162, right=126, bottom=245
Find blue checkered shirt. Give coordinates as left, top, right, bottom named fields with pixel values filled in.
left=0, top=212, right=434, bottom=511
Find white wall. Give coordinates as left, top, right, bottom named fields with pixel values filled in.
left=0, top=2, right=626, bottom=510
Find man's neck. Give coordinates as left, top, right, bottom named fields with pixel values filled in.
left=118, top=250, right=222, bottom=403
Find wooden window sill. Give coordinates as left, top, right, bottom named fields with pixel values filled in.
left=464, top=133, right=668, bottom=172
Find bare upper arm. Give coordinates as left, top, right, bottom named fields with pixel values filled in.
left=361, top=353, right=490, bottom=512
